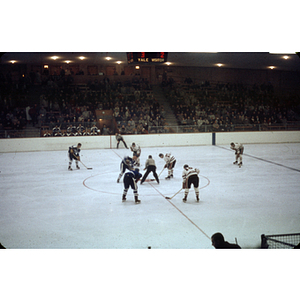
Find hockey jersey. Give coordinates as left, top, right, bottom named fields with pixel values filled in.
left=164, top=153, right=176, bottom=164
left=125, top=169, right=142, bottom=181
left=231, top=143, right=244, bottom=153
left=182, top=167, right=200, bottom=182
left=69, top=145, right=80, bottom=159
left=122, top=156, right=135, bottom=169
left=131, top=144, right=141, bottom=155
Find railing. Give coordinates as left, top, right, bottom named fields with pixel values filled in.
left=147, top=122, right=300, bottom=134
left=1, top=122, right=300, bottom=138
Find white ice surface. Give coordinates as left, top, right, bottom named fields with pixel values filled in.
left=1, top=143, right=300, bottom=249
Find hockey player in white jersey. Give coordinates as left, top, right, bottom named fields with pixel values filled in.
left=182, top=164, right=200, bottom=202
left=159, top=153, right=176, bottom=179
left=230, top=142, right=244, bottom=168
left=130, top=142, right=141, bottom=167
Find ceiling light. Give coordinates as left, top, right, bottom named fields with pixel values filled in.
left=10, top=60, right=16, bottom=64
left=269, top=66, right=275, bottom=70
left=217, top=63, right=223, bottom=67
left=65, top=60, right=71, bottom=64
left=105, top=57, right=112, bottom=60
left=135, top=66, right=140, bottom=69
left=44, top=65, right=49, bottom=69
left=116, top=61, right=122, bottom=64
left=51, top=56, right=59, bottom=60
left=283, top=55, right=289, bottom=60
left=79, top=56, right=85, bottom=60
left=165, top=62, right=171, bottom=65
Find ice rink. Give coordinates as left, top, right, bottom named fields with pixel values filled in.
left=1, top=142, right=300, bottom=249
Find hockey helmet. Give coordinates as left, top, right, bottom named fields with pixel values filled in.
left=183, top=164, right=189, bottom=169
left=159, top=153, right=164, bottom=158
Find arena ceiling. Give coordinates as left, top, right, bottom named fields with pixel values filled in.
left=1, top=52, right=300, bottom=72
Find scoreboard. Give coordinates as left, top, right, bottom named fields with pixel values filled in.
left=127, top=52, right=168, bottom=63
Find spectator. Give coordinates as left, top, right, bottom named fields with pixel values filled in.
left=102, top=124, right=110, bottom=135
left=211, top=232, right=241, bottom=249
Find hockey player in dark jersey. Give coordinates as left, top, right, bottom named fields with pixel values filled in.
left=90, top=124, right=100, bottom=135
left=159, top=153, right=176, bottom=179
left=122, top=168, right=142, bottom=204
left=117, top=156, right=136, bottom=183
left=76, top=124, right=85, bottom=136
left=116, top=133, right=128, bottom=149
left=68, top=143, right=81, bottom=170
left=182, top=164, right=200, bottom=202
left=66, top=124, right=73, bottom=136
left=52, top=125, right=62, bottom=136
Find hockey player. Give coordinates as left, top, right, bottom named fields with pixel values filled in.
left=66, top=124, right=73, bottom=136
left=140, top=155, right=159, bottom=184
left=71, top=124, right=78, bottom=136
left=130, top=142, right=141, bottom=167
left=68, top=143, right=82, bottom=170
left=117, top=156, right=135, bottom=183
left=90, top=124, right=100, bottom=135
left=122, top=168, right=142, bottom=204
left=230, top=142, right=244, bottom=167
left=182, top=164, right=200, bottom=202
left=43, top=130, right=51, bottom=137
left=159, top=153, right=176, bottom=179
left=76, top=124, right=85, bottom=136
left=116, top=133, right=128, bottom=149
left=52, top=125, right=62, bottom=136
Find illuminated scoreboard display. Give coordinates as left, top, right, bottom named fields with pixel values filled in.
left=127, top=52, right=168, bottom=63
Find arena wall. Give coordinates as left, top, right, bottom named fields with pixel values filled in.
left=0, top=131, right=300, bottom=153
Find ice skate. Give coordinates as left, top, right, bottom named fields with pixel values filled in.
left=68, top=166, right=72, bottom=171
left=165, top=176, right=171, bottom=180
left=122, top=194, right=126, bottom=202
left=238, top=162, right=242, bottom=168
left=182, top=195, right=187, bottom=203
left=76, top=165, right=80, bottom=169
left=134, top=195, right=141, bottom=204
left=233, top=161, right=238, bottom=164
left=196, top=195, right=200, bottom=202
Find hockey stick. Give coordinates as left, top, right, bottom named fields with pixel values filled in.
left=80, top=160, right=93, bottom=170
left=165, top=188, right=183, bottom=200
left=158, top=167, right=165, bottom=178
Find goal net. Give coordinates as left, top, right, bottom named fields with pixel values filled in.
left=261, top=233, right=300, bottom=249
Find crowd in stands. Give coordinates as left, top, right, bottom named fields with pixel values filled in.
left=1, top=69, right=300, bottom=137
left=162, top=79, right=300, bottom=132
left=0, top=71, right=166, bottom=137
